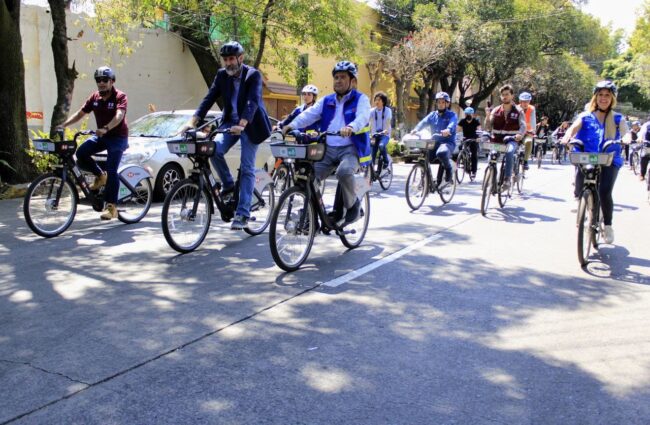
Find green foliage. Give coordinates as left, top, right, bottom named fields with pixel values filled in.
left=387, top=139, right=402, bottom=156
left=602, top=52, right=650, bottom=111
left=26, top=125, right=89, bottom=174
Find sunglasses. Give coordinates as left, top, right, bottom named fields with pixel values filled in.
left=95, top=77, right=110, bottom=83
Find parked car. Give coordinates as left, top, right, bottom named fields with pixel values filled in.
left=104, top=110, right=276, bottom=200
left=399, top=129, right=461, bottom=163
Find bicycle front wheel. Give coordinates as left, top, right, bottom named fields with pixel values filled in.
left=269, top=186, right=315, bottom=272
left=245, top=183, right=275, bottom=235
left=439, top=166, right=457, bottom=204
left=455, top=151, right=467, bottom=184
left=161, top=179, right=212, bottom=253
left=24, top=173, right=78, bottom=237
left=272, top=163, right=291, bottom=196
left=480, top=166, right=493, bottom=216
left=379, top=161, right=393, bottom=190
left=631, top=152, right=640, bottom=175
left=405, top=163, right=428, bottom=210
left=498, top=166, right=510, bottom=208
left=516, top=161, right=525, bottom=194
left=340, top=192, right=370, bottom=249
left=536, top=147, right=543, bottom=168
left=117, top=178, right=153, bottom=224
left=577, top=190, right=596, bottom=266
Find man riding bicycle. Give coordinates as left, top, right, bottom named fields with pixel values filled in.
left=637, top=120, right=650, bottom=181
left=282, top=61, right=371, bottom=225
left=518, top=91, right=536, bottom=170
left=484, top=84, right=526, bottom=191
left=409, top=92, right=458, bottom=188
left=369, top=91, right=393, bottom=168
left=458, top=106, right=482, bottom=179
left=59, top=66, right=128, bottom=221
left=181, top=41, right=272, bottom=230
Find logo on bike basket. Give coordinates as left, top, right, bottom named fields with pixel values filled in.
left=179, top=144, right=188, bottom=153
left=287, top=147, right=296, bottom=157
left=589, top=154, right=598, bottom=164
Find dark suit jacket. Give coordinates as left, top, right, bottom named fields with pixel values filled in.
left=194, top=64, right=271, bottom=144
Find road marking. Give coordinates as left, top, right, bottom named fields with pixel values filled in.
left=323, top=234, right=443, bottom=287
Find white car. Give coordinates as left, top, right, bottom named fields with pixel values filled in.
left=118, top=110, right=275, bottom=200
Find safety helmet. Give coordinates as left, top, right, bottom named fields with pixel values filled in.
left=94, top=66, right=115, bottom=81
left=464, top=107, right=475, bottom=115
left=332, top=61, right=358, bottom=79
left=633, top=120, right=641, bottom=126
left=301, top=84, right=319, bottom=95
left=435, top=92, right=451, bottom=102
left=593, top=80, right=617, bottom=97
left=219, top=41, right=245, bottom=57
left=518, top=92, right=532, bottom=101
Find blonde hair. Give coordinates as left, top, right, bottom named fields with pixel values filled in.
left=588, top=93, right=618, bottom=140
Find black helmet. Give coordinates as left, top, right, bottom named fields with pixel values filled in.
left=593, top=80, right=617, bottom=97
left=220, top=41, right=245, bottom=57
left=332, top=61, right=358, bottom=79
left=94, top=66, right=115, bottom=81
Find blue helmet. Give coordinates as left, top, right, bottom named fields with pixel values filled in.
left=519, top=92, right=532, bottom=101
left=594, top=80, right=617, bottom=97
left=435, top=92, right=450, bottom=102
left=332, top=61, right=358, bottom=79
left=94, top=66, right=115, bottom=81
left=464, top=107, right=475, bottom=115
left=220, top=41, right=245, bottom=57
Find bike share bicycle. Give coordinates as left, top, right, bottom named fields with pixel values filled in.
left=24, top=130, right=153, bottom=237
left=455, top=137, right=477, bottom=183
left=479, top=134, right=524, bottom=216
left=569, top=139, right=619, bottom=266
left=533, top=136, right=547, bottom=168
left=161, top=124, right=274, bottom=253
left=365, top=132, right=393, bottom=190
left=268, top=131, right=371, bottom=272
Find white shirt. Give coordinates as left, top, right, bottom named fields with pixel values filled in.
left=370, top=106, right=392, bottom=134
left=289, top=91, right=371, bottom=147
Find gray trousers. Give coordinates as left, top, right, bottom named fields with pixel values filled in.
left=315, top=144, right=359, bottom=209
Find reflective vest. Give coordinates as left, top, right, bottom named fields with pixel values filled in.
left=523, top=105, right=536, bottom=132
left=319, top=90, right=372, bottom=165
left=491, top=104, right=523, bottom=143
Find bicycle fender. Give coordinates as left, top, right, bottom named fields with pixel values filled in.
left=254, top=168, right=273, bottom=192
left=354, top=173, right=371, bottom=197
left=117, top=165, right=152, bottom=200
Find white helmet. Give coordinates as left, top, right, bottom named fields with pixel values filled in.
left=301, top=84, right=319, bottom=95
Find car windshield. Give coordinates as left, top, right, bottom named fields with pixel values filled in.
left=129, top=114, right=191, bottom=138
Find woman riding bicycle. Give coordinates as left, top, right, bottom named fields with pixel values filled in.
left=276, top=84, right=320, bottom=139
left=561, top=80, right=627, bottom=244
left=369, top=91, right=392, bottom=168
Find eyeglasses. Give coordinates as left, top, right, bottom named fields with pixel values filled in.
left=95, top=77, right=110, bottom=83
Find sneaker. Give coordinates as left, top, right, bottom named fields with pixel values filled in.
left=344, top=199, right=361, bottom=224
left=100, top=203, right=118, bottom=220
left=500, top=180, right=511, bottom=192
left=438, top=180, right=451, bottom=191
left=523, top=161, right=530, bottom=170
left=89, top=172, right=107, bottom=191
left=327, top=209, right=343, bottom=224
left=640, top=175, right=645, bottom=181
left=603, top=225, right=614, bottom=244
left=231, top=215, right=249, bottom=230
left=470, top=173, right=476, bottom=180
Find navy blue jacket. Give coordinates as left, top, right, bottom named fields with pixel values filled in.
left=194, top=64, right=271, bottom=144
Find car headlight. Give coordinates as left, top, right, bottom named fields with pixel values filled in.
left=121, top=148, right=156, bottom=165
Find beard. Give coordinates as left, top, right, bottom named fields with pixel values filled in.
left=225, top=63, right=241, bottom=76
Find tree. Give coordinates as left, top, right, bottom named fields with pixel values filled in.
left=602, top=52, right=650, bottom=111
left=0, top=0, right=33, bottom=183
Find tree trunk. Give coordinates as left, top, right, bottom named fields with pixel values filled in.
left=0, top=0, right=34, bottom=183
left=48, top=0, right=78, bottom=136
left=365, top=60, right=383, bottom=100
left=253, top=0, right=275, bottom=69
left=393, top=77, right=406, bottom=129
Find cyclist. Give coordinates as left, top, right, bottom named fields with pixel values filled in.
left=457, top=106, right=481, bottom=179
left=637, top=120, right=650, bottom=181
left=622, top=120, right=640, bottom=166
left=552, top=121, right=570, bottom=159
left=410, top=92, right=458, bottom=188
left=369, top=91, right=393, bottom=168
left=59, top=66, right=128, bottom=221
left=536, top=116, right=550, bottom=156
left=561, top=80, right=627, bottom=244
left=181, top=41, right=272, bottom=230
left=276, top=84, right=320, bottom=134
left=281, top=61, right=371, bottom=225
left=518, top=92, right=536, bottom=170
left=484, top=84, right=526, bottom=191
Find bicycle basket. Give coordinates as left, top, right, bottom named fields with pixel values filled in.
left=403, top=138, right=434, bottom=150
left=166, top=139, right=215, bottom=157
left=32, top=139, right=77, bottom=155
left=270, top=142, right=326, bottom=161
left=481, top=142, right=508, bottom=153
left=569, top=152, right=613, bottom=166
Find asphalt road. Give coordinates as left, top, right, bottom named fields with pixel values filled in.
left=1, top=156, right=649, bottom=424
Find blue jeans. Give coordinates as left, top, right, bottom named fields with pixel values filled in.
left=428, top=141, right=454, bottom=182
left=211, top=130, right=259, bottom=218
left=371, top=135, right=390, bottom=165
left=503, top=140, right=518, bottom=178
left=76, top=135, right=129, bottom=204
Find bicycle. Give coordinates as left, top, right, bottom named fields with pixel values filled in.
left=365, top=132, right=393, bottom=190
left=629, top=143, right=641, bottom=175
left=479, top=135, right=520, bottom=216
left=550, top=141, right=563, bottom=164
left=569, top=139, right=618, bottom=266
left=161, top=128, right=275, bottom=253
left=534, top=137, right=547, bottom=168
left=403, top=133, right=457, bottom=210
left=639, top=141, right=650, bottom=203
left=268, top=131, right=371, bottom=272
left=455, top=138, right=477, bottom=184
left=24, top=130, right=153, bottom=237
left=514, top=143, right=526, bottom=194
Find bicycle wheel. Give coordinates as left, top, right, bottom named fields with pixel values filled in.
left=117, top=178, right=153, bottom=224
left=455, top=151, right=467, bottom=184
left=269, top=186, right=315, bottom=272
left=405, top=163, right=428, bottom=211
left=536, top=147, right=543, bottom=168
left=23, top=173, right=78, bottom=237
left=379, top=161, right=393, bottom=190
left=552, top=147, right=558, bottom=164
left=245, top=183, right=275, bottom=235
left=516, top=160, right=525, bottom=194
left=272, top=163, right=291, bottom=196
left=340, top=192, right=370, bottom=249
left=577, top=190, right=595, bottom=266
left=161, top=179, right=212, bottom=253
left=438, top=165, right=457, bottom=204
left=480, top=166, right=493, bottom=216
left=631, top=152, right=640, bottom=175
left=498, top=166, right=510, bottom=208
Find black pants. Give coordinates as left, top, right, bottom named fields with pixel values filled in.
left=574, top=165, right=619, bottom=226
left=467, top=140, right=478, bottom=174
left=641, top=155, right=650, bottom=178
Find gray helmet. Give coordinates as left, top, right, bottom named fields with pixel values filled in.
left=220, top=41, right=245, bottom=57
left=435, top=92, right=450, bottom=102
left=332, top=61, right=358, bottom=79
left=593, top=80, right=617, bottom=97
left=94, top=66, right=115, bottom=81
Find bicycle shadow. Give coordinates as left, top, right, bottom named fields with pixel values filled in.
left=483, top=205, right=559, bottom=224
left=584, top=245, right=650, bottom=285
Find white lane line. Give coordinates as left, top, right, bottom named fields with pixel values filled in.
left=323, top=234, right=443, bottom=287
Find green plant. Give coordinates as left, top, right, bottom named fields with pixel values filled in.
left=26, top=124, right=90, bottom=174
left=387, top=139, right=403, bottom=156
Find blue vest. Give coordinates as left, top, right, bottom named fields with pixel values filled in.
left=575, top=111, right=623, bottom=168
left=280, top=105, right=320, bottom=132
left=319, top=90, right=372, bottom=165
